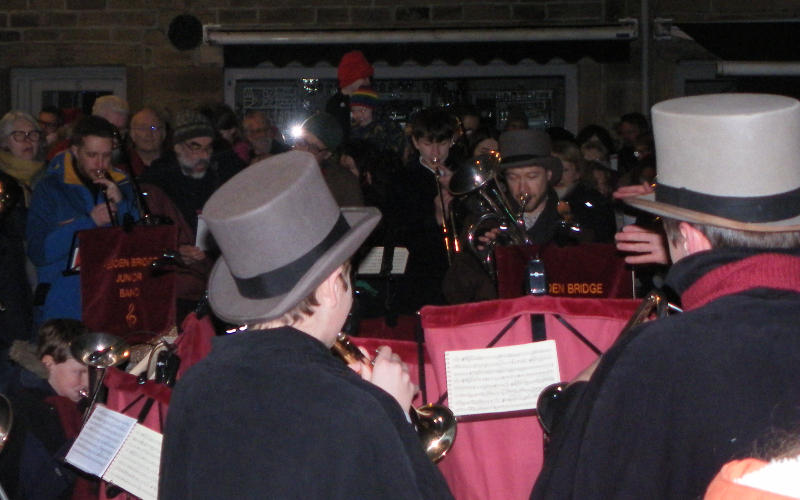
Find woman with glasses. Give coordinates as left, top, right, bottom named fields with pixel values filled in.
left=0, top=111, right=46, bottom=199
left=0, top=111, right=45, bottom=351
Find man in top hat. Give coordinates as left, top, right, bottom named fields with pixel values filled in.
left=160, top=151, right=454, bottom=500
left=441, top=129, right=563, bottom=304
left=531, top=94, right=800, bottom=500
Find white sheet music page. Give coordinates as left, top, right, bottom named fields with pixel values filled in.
left=104, top=424, right=163, bottom=500
left=357, top=247, right=409, bottom=275
left=445, top=340, right=560, bottom=417
left=65, top=406, right=136, bottom=477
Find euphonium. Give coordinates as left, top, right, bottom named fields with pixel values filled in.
left=449, top=152, right=532, bottom=281
left=332, top=332, right=457, bottom=463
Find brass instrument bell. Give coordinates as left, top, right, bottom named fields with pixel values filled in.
left=71, top=332, right=131, bottom=427
left=333, top=332, right=457, bottom=463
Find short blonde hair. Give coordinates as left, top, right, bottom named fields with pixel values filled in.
left=271, top=260, right=352, bottom=326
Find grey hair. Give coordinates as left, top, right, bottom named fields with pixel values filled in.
left=0, top=110, right=41, bottom=149
left=662, top=217, right=800, bottom=250
left=92, top=95, right=130, bottom=118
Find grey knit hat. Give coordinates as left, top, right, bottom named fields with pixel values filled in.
left=301, top=113, right=343, bottom=151
left=172, top=110, right=215, bottom=144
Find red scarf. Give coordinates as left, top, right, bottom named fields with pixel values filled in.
left=681, top=253, right=800, bottom=311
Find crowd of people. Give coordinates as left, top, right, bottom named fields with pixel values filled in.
left=2, top=50, right=799, bottom=500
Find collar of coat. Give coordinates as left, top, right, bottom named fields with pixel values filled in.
left=61, top=150, right=126, bottom=186
left=676, top=249, right=800, bottom=311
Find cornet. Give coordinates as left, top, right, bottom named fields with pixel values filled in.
left=332, top=332, right=457, bottom=462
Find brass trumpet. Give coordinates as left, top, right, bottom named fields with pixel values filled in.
left=332, top=332, right=457, bottom=462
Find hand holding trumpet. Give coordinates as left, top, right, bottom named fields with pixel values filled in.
left=348, top=345, right=419, bottom=414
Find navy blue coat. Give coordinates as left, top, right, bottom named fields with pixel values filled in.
left=160, top=327, right=454, bottom=500
left=532, top=249, right=800, bottom=500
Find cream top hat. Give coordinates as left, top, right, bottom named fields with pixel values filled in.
left=627, top=93, right=800, bottom=231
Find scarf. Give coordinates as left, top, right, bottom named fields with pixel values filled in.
left=670, top=249, right=800, bottom=311
left=0, top=149, right=45, bottom=205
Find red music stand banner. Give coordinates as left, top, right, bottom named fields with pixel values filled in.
left=495, top=243, right=633, bottom=300
left=420, top=295, right=640, bottom=500
left=79, top=225, right=177, bottom=336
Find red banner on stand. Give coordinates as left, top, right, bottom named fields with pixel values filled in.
left=79, top=225, right=178, bottom=336
left=495, top=243, right=633, bottom=299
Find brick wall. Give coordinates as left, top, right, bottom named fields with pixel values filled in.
left=0, top=1, right=797, bottom=126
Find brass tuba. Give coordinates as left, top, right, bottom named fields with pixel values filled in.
left=449, top=152, right=532, bottom=281
left=332, top=332, right=457, bottom=462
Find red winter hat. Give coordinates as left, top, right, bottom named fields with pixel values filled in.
left=338, top=51, right=374, bottom=89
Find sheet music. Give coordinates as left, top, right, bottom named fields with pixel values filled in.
left=195, top=216, right=217, bottom=252
left=104, top=424, right=163, bottom=500
left=357, top=247, right=409, bottom=275
left=445, top=340, right=560, bottom=417
left=65, top=406, right=136, bottom=476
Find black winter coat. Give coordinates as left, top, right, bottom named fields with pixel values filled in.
left=160, top=327, right=454, bottom=500
left=531, top=248, right=800, bottom=500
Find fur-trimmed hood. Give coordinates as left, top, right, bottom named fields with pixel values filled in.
left=9, top=340, right=48, bottom=379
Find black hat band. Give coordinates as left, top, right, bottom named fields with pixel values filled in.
left=656, top=184, right=800, bottom=223
left=234, top=214, right=351, bottom=299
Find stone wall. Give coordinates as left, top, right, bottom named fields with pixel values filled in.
left=0, top=0, right=797, bottom=128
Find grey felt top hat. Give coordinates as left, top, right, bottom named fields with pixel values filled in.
left=498, top=129, right=563, bottom=186
left=626, top=93, right=800, bottom=232
left=203, top=150, right=381, bottom=325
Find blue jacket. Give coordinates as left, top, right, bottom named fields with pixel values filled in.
left=26, top=151, right=137, bottom=320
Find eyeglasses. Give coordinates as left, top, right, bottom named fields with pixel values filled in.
left=184, top=141, right=213, bottom=155
left=294, top=138, right=328, bottom=155
left=10, top=130, right=41, bottom=142
left=133, top=126, right=165, bottom=133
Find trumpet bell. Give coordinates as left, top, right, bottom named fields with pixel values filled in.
left=413, top=403, right=457, bottom=463
left=70, top=332, right=131, bottom=368
left=448, top=152, right=501, bottom=196
left=0, top=394, right=12, bottom=452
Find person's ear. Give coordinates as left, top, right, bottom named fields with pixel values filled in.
left=173, top=142, right=182, bottom=155
left=546, top=169, right=553, bottom=181
left=71, top=144, right=79, bottom=158
left=679, top=221, right=712, bottom=255
left=41, top=354, right=55, bottom=371
left=411, top=136, right=420, bottom=151
left=317, top=268, right=341, bottom=308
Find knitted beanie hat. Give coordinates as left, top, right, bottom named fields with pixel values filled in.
left=301, top=113, right=343, bottom=151
left=349, top=86, right=379, bottom=110
left=173, top=110, right=215, bottom=144
left=337, top=51, right=374, bottom=89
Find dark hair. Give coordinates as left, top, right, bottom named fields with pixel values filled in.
left=70, top=115, right=118, bottom=147
left=468, top=125, right=500, bottom=154
left=411, top=108, right=458, bottom=142
left=576, top=124, right=617, bottom=154
left=199, top=102, right=241, bottom=132
left=620, top=112, right=649, bottom=133
left=37, top=318, right=90, bottom=363
left=40, top=105, right=65, bottom=125
left=662, top=218, right=800, bottom=250
left=546, top=127, right=576, bottom=145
